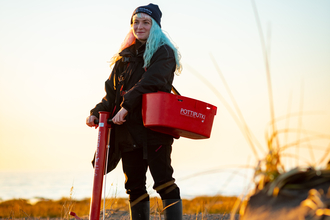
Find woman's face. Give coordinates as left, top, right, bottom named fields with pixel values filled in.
left=132, top=14, right=152, bottom=43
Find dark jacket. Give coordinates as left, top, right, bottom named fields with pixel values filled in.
left=90, top=40, right=175, bottom=152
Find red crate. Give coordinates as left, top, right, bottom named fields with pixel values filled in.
left=142, top=92, right=217, bottom=139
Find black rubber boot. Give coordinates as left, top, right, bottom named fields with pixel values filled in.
left=162, top=199, right=183, bottom=220
left=129, top=201, right=150, bottom=220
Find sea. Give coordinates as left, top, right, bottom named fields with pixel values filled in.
left=0, top=168, right=254, bottom=202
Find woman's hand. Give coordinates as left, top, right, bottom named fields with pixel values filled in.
left=112, top=107, right=128, bottom=125
left=86, top=115, right=98, bottom=127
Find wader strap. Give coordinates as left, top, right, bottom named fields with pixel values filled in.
left=143, top=132, right=148, bottom=159
left=143, top=144, right=147, bottom=159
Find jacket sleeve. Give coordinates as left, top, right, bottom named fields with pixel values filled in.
left=90, top=62, right=120, bottom=118
left=121, top=45, right=176, bottom=111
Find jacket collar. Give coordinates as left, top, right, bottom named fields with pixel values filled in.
left=119, top=40, right=146, bottom=57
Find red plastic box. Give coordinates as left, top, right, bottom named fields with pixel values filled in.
left=142, top=92, right=217, bottom=139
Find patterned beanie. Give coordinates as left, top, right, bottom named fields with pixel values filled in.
left=131, top=3, right=162, bottom=27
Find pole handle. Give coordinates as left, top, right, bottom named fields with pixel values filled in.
left=94, top=119, right=113, bottom=125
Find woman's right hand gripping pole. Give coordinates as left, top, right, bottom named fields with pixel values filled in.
left=86, top=115, right=98, bottom=128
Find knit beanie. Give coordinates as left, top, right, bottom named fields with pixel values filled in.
left=131, top=3, right=162, bottom=27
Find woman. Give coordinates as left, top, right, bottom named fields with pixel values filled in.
left=86, top=3, right=182, bottom=220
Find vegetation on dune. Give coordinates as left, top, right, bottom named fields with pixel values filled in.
left=0, top=195, right=238, bottom=218
left=182, top=196, right=238, bottom=215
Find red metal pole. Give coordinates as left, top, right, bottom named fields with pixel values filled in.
left=89, top=111, right=110, bottom=220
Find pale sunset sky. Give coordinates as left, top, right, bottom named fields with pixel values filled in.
left=1, top=0, right=329, bottom=189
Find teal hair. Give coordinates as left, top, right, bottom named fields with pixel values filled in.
left=137, top=14, right=182, bottom=74
left=111, top=13, right=182, bottom=74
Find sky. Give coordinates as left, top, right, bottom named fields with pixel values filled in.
left=1, top=0, right=330, bottom=190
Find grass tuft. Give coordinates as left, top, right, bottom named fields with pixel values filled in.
left=0, top=195, right=237, bottom=218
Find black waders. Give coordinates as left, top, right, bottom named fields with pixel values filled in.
left=162, top=199, right=183, bottom=220
left=129, top=201, right=150, bottom=220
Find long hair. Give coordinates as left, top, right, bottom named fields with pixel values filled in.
left=109, top=13, right=182, bottom=75
left=108, top=29, right=135, bottom=66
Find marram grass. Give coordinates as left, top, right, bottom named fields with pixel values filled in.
left=0, top=195, right=238, bottom=218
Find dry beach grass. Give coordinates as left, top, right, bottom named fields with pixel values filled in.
left=185, top=1, right=330, bottom=219
left=0, top=196, right=239, bottom=219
